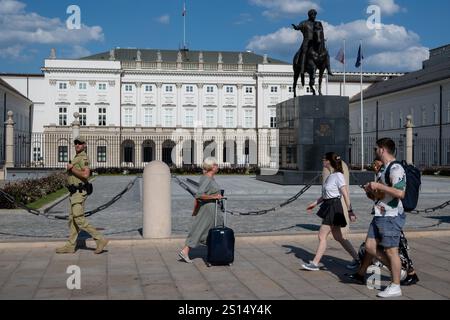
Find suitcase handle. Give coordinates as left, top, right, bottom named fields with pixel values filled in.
left=215, top=198, right=227, bottom=227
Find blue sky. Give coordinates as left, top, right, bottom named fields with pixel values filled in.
left=1, top=0, right=449, bottom=74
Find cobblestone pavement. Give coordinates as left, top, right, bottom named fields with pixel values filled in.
left=0, top=175, right=449, bottom=240
left=0, top=231, right=449, bottom=300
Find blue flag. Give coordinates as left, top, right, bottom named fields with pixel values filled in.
left=355, top=44, right=364, bottom=68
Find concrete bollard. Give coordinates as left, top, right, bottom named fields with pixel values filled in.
left=143, top=161, right=171, bottom=239
left=5, top=111, right=15, bottom=168
left=406, top=115, right=414, bottom=165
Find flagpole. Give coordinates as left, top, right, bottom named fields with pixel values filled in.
left=183, top=0, right=186, bottom=49
left=343, top=39, right=346, bottom=96
left=360, top=40, right=364, bottom=171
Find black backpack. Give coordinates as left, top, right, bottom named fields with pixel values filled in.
left=385, top=160, right=421, bottom=212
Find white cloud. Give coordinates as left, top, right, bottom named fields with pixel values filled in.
left=246, top=19, right=429, bottom=72
left=0, top=0, right=25, bottom=14
left=249, top=0, right=321, bottom=19
left=0, top=0, right=103, bottom=60
left=369, top=0, right=402, bottom=15
left=156, top=14, right=170, bottom=24
left=0, top=44, right=24, bottom=59
left=365, top=47, right=429, bottom=71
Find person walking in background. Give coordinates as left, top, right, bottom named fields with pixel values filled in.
left=347, top=138, right=407, bottom=298
left=179, top=157, right=223, bottom=263
left=302, top=152, right=359, bottom=271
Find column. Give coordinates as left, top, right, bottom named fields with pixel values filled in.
left=136, top=82, right=142, bottom=126
left=258, top=129, right=268, bottom=167
left=156, top=137, right=162, bottom=161
left=176, top=83, right=183, bottom=128
left=236, top=131, right=244, bottom=165
left=217, top=84, right=223, bottom=128
left=156, top=83, right=162, bottom=127
left=236, top=84, right=243, bottom=128
left=5, top=111, right=15, bottom=168
left=216, top=133, right=223, bottom=166
left=197, top=83, right=204, bottom=128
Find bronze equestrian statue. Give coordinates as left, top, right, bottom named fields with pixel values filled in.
left=292, top=9, right=333, bottom=97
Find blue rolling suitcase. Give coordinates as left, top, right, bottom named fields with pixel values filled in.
left=206, top=198, right=234, bottom=267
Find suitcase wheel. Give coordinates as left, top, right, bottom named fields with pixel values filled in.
left=206, top=263, right=212, bottom=267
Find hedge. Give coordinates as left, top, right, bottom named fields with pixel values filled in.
left=93, top=165, right=260, bottom=176
left=0, top=172, right=67, bottom=209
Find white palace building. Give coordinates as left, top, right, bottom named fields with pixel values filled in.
left=1, top=48, right=400, bottom=169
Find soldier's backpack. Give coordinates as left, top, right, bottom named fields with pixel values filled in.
left=385, top=160, right=421, bottom=212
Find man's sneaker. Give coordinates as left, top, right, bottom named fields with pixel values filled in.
left=55, top=245, right=75, bottom=254
left=302, top=261, right=320, bottom=271
left=346, top=272, right=365, bottom=285
left=94, top=239, right=109, bottom=254
left=401, top=273, right=419, bottom=286
left=178, top=251, right=193, bottom=263
left=377, top=283, right=402, bottom=298
left=346, top=259, right=361, bottom=270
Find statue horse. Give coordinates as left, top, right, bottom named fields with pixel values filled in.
left=293, top=41, right=331, bottom=97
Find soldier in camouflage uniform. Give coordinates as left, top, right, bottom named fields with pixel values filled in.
left=56, top=137, right=109, bottom=254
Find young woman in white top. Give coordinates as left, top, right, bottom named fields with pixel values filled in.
left=302, top=152, right=359, bottom=271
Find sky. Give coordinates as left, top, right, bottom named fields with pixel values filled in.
left=1, top=0, right=449, bottom=74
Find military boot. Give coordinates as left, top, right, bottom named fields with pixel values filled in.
left=55, top=245, right=76, bottom=254
left=94, top=238, right=109, bottom=254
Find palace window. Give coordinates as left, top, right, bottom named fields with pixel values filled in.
left=245, top=87, right=253, bottom=94
left=79, top=107, right=87, bottom=126
left=144, top=85, right=152, bottom=92
left=124, top=108, right=133, bottom=126
left=186, top=85, right=194, bottom=93
left=97, top=146, right=107, bottom=163
left=381, top=113, right=385, bottom=129
left=288, top=86, right=294, bottom=93
left=206, top=86, right=214, bottom=93
left=244, top=109, right=254, bottom=128
left=33, top=147, right=41, bottom=162
left=59, top=107, right=67, bottom=126
left=185, top=109, right=194, bottom=127
left=270, top=109, right=277, bottom=128
left=143, top=108, right=153, bottom=127
left=58, top=146, right=68, bottom=162
left=206, top=109, right=215, bottom=127
left=164, top=108, right=174, bottom=127
left=58, top=82, right=68, bottom=90
left=422, top=106, right=427, bottom=126
left=98, top=83, right=107, bottom=91
left=225, top=86, right=234, bottom=93
left=165, top=85, right=173, bottom=93
left=78, top=82, right=87, bottom=90
left=124, top=84, right=133, bottom=92
left=399, top=111, right=404, bottom=128
left=225, top=109, right=234, bottom=128
left=270, top=86, right=278, bottom=93
left=98, top=108, right=106, bottom=126
left=390, top=112, right=394, bottom=129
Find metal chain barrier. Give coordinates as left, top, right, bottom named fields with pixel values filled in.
left=172, top=173, right=321, bottom=216
left=0, top=177, right=139, bottom=221
left=409, top=200, right=450, bottom=215
left=171, top=175, right=196, bottom=197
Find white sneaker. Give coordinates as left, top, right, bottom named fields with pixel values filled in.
left=302, top=261, right=320, bottom=271
left=377, top=283, right=402, bottom=298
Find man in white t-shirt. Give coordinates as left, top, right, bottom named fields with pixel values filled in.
left=347, top=138, right=406, bottom=298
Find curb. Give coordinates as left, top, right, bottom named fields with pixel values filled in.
left=1, top=228, right=450, bottom=249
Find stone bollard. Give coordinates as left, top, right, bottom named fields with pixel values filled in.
left=405, top=115, right=414, bottom=165
left=143, top=161, right=171, bottom=239
left=5, top=111, right=15, bottom=168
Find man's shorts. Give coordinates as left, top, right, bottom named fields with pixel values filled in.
left=367, top=214, right=406, bottom=248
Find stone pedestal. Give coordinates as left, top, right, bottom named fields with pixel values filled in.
left=257, top=96, right=373, bottom=185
